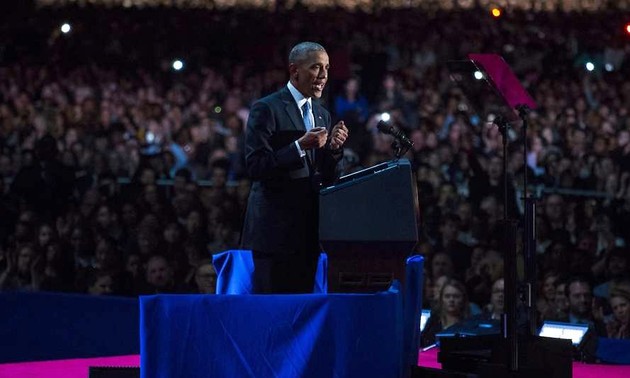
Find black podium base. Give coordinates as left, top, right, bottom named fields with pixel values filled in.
left=412, top=364, right=546, bottom=378
left=433, top=335, right=572, bottom=378
left=89, top=367, right=140, bottom=378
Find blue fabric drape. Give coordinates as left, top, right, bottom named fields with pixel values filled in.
left=140, top=289, right=404, bottom=378
left=0, top=292, right=138, bottom=363
left=403, top=255, right=424, bottom=371
left=597, top=337, right=630, bottom=364
left=212, top=250, right=328, bottom=294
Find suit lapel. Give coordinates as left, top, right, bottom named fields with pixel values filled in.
left=280, top=88, right=304, bottom=131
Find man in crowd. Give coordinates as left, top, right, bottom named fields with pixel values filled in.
left=566, top=276, right=606, bottom=336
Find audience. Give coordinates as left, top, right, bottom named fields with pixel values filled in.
left=0, top=5, right=629, bottom=341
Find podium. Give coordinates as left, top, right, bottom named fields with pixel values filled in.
left=319, top=159, right=419, bottom=292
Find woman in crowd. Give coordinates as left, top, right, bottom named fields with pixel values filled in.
left=421, top=278, right=470, bottom=347
left=537, top=271, right=560, bottom=321
left=607, top=287, right=630, bottom=339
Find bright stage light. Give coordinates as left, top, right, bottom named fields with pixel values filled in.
left=474, top=71, right=484, bottom=80
left=60, top=23, right=71, bottom=34
left=380, top=112, right=391, bottom=122
left=172, top=60, right=184, bottom=71
left=585, top=62, right=595, bottom=72
left=491, top=8, right=501, bottom=18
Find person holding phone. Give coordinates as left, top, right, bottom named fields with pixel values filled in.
left=241, top=41, right=349, bottom=294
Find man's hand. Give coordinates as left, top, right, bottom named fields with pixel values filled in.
left=298, top=127, right=328, bottom=150
left=328, top=121, right=349, bottom=150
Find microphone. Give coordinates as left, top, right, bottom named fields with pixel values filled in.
left=515, top=104, right=530, bottom=117
left=377, top=121, right=414, bottom=149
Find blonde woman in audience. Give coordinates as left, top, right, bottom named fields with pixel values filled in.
left=421, top=278, right=470, bottom=347
left=607, top=287, right=630, bottom=339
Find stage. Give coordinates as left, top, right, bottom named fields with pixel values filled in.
left=2, top=256, right=629, bottom=378
left=2, top=349, right=630, bottom=378
left=0, top=355, right=139, bottom=378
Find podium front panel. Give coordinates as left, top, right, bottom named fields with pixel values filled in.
left=319, top=159, right=419, bottom=292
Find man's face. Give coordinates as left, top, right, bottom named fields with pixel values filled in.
left=96, top=206, right=111, bottom=228
left=568, top=281, right=592, bottom=318
left=195, top=264, right=217, bottom=294
left=491, top=279, right=505, bottom=313
left=147, top=258, right=171, bottom=287
left=609, top=256, right=627, bottom=277
left=545, top=195, right=563, bottom=221
left=89, top=275, right=113, bottom=295
left=17, top=247, right=33, bottom=272
left=163, top=223, right=180, bottom=243
left=440, top=220, right=458, bottom=242
left=488, top=157, right=502, bottom=179
left=543, top=275, right=558, bottom=301
left=290, top=50, right=329, bottom=99
left=432, top=254, right=453, bottom=279
left=121, top=204, right=138, bottom=225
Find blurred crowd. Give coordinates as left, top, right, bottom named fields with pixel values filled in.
left=0, top=4, right=629, bottom=340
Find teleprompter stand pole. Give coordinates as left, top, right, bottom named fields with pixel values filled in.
left=493, top=116, right=519, bottom=372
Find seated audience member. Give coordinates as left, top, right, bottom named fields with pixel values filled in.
left=430, top=252, right=455, bottom=281
left=479, top=277, right=504, bottom=320
left=87, top=271, right=114, bottom=296
left=566, top=276, right=606, bottom=336
left=465, top=249, right=502, bottom=313
left=0, top=244, right=38, bottom=292
left=434, top=214, right=472, bottom=279
left=547, top=279, right=570, bottom=322
left=434, top=273, right=482, bottom=317
left=69, top=226, right=95, bottom=270
left=594, top=248, right=630, bottom=299
left=422, top=278, right=470, bottom=347
left=537, top=271, right=560, bottom=321
left=606, top=287, right=630, bottom=339
left=125, top=253, right=144, bottom=294
left=464, top=244, right=487, bottom=282
left=194, top=261, right=217, bottom=294
left=430, top=275, right=450, bottom=309
left=140, top=255, right=182, bottom=294
left=38, top=241, right=74, bottom=292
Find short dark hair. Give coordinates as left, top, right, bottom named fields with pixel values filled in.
left=565, top=275, right=592, bottom=297
left=288, top=42, right=326, bottom=64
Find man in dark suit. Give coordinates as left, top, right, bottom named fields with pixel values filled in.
left=241, top=42, right=349, bottom=294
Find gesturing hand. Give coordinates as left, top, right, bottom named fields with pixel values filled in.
left=328, top=121, right=349, bottom=150
left=298, top=127, right=328, bottom=150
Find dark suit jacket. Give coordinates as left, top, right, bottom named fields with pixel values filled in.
left=241, top=86, right=342, bottom=256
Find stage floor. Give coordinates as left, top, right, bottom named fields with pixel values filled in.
left=418, top=347, right=630, bottom=378
left=0, top=355, right=139, bottom=378
left=1, top=351, right=629, bottom=378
